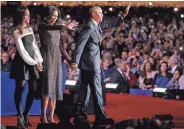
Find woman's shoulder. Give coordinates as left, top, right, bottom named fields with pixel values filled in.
left=12, top=29, right=20, bottom=37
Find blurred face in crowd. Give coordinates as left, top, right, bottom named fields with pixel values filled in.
left=1, top=52, right=9, bottom=63
left=136, top=51, right=141, bottom=57
left=160, top=62, right=168, bottom=73
left=144, top=62, right=152, bottom=72
left=121, top=51, right=128, bottom=60
left=63, top=43, right=68, bottom=49
left=143, top=53, right=149, bottom=61
left=102, top=58, right=110, bottom=69
left=173, top=70, right=181, bottom=80
left=48, top=10, right=58, bottom=24
left=68, top=50, right=73, bottom=57
left=148, top=57, right=154, bottom=65
left=132, top=58, right=138, bottom=66
left=168, top=56, right=177, bottom=66
left=70, top=43, right=75, bottom=51
left=162, top=56, right=170, bottom=63
left=119, top=61, right=127, bottom=72
left=91, top=7, right=103, bottom=23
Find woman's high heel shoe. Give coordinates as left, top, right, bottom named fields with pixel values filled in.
left=47, top=116, right=55, bottom=123
left=17, top=116, right=26, bottom=129
left=40, top=116, right=48, bottom=123
left=23, top=115, right=32, bottom=127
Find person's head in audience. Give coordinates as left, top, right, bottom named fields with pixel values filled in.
left=169, top=55, right=178, bottom=67
left=114, top=58, right=120, bottom=67
left=69, top=42, right=75, bottom=51
left=144, top=61, right=152, bottom=72
left=162, top=51, right=172, bottom=63
left=101, top=57, right=110, bottom=70
left=121, top=50, right=128, bottom=61
left=118, top=59, right=127, bottom=73
left=159, top=61, right=169, bottom=75
left=63, top=43, right=68, bottom=50
left=143, top=52, right=150, bottom=62
left=1, top=51, right=9, bottom=64
left=8, top=45, right=16, bottom=56
left=179, top=75, right=184, bottom=89
left=131, top=57, right=138, bottom=67
left=173, top=69, right=182, bottom=82
left=149, top=56, right=157, bottom=71
left=68, top=50, right=73, bottom=57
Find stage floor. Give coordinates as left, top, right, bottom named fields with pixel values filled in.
left=1, top=93, right=184, bottom=129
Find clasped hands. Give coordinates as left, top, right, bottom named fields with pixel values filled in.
left=35, top=63, right=43, bottom=72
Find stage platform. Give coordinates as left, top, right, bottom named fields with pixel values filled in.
left=1, top=93, right=184, bottom=129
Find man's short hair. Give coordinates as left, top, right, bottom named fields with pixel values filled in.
left=170, top=55, right=178, bottom=64
left=89, top=6, right=101, bottom=15
left=117, top=59, right=127, bottom=67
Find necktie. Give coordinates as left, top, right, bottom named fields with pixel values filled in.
left=122, top=72, right=128, bottom=83
left=98, top=23, right=102, bottom=34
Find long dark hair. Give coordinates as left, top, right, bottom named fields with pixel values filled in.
left=143, top=61, right=152, bottom=77
left=43, top=6, right=61, bottom=24
left=13, top=7, right=28, bottom=28
left=158, top=61, right=169, bottom=75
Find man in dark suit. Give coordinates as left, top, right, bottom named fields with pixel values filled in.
left=110, top=59, right=129, bottom=93
left=72, top=5, right=131, bottom=122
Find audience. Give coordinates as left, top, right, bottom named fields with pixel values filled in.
left=110, top=59, right=129, bottom=93
left=139, top=62, right=156, bottom=90
left=154, top=61, right=173, bottom=88
left=1, top=51, right=11, bottom=71
left=1, top=6, right=184, bottom=94
left=179, top=75, right=184, bottom=89
left=166, top=69, right=183, bottom=89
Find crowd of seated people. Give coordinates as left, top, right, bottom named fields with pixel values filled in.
left=1, top=6, right=184, bottom=91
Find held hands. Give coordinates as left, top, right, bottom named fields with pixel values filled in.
left=123, top=3, right=132, bottom=18
left=65, top=20, right=79, bottom=30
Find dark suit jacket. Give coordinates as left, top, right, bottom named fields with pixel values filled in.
left=110, top=69, right=129, bottom=93
left=73, top=17, right=123, bottom=73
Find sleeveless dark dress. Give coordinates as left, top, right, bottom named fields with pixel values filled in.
left=10, top=34, right=39, bottom=80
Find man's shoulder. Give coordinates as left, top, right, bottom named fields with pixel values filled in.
left=86, top=20, right=95, bottom=28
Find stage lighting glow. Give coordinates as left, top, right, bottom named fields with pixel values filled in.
left=149, top=2, right=152, bottom=6
left=179, top=47, right=183, bottom=50
left=33, top=2, right=37, bottom=6
left=104, top=11, right=107, bottom=14
left=174, top=7, right=179, bottom=12
left=109, top=7, right=113, bottom=12
left=66, top=14, right=71, bottom=19
left=60, top=2, right=63, bottom=6
left=181, top=14, right=184, bottom=18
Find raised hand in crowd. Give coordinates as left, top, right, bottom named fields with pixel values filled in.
left=123, top=3, right=132, bottom=18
